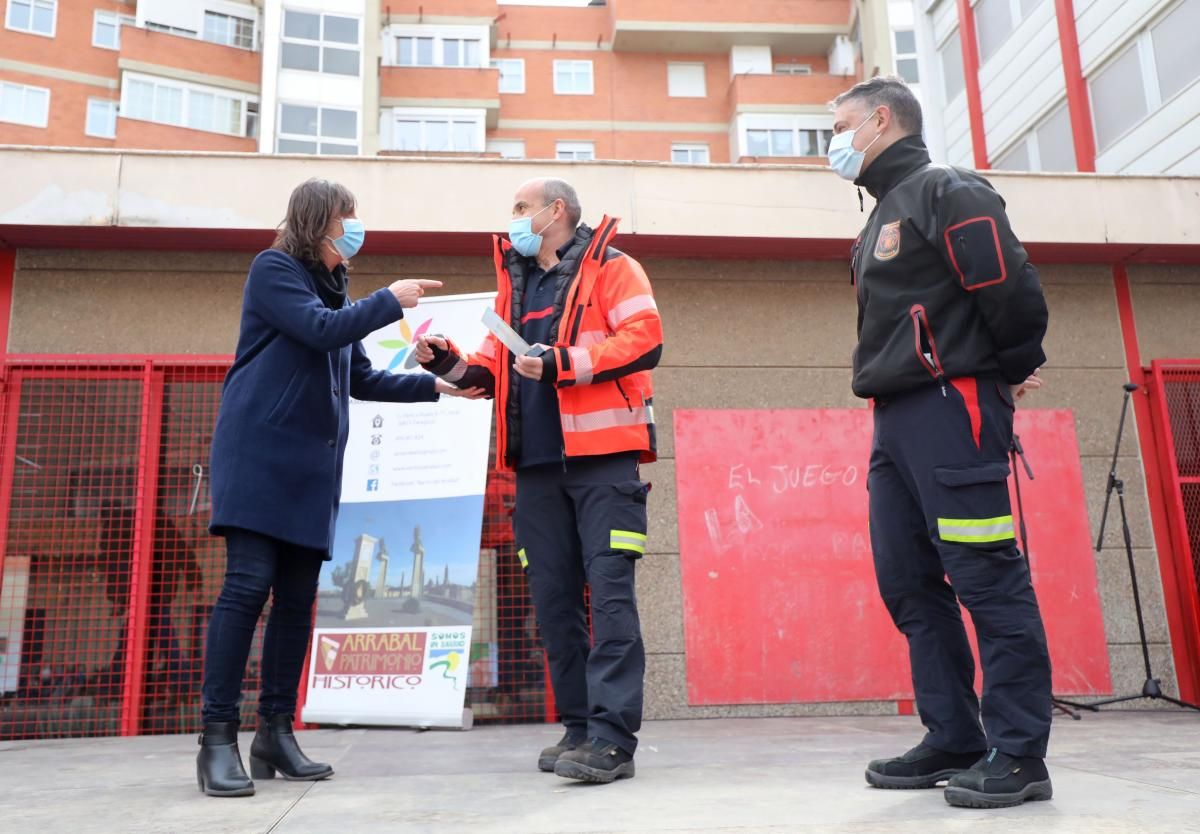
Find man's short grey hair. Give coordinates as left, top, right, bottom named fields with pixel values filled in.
left=830, top=75, right=923, bottom=136
left=542, top=178, right=582, bottom=227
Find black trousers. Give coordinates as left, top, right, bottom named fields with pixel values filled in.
left=869, top=378, right=1052, bottom=758
left=514, top=453, right=649, bottom=754
left=200, top=528, right=324, bottom=724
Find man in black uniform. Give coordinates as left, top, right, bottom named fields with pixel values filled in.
left=829, top=76, right=1053, bottom=809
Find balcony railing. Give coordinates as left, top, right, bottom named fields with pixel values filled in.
left=609, top=0, right=850, bottom=53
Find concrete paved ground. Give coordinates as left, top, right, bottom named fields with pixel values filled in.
left=1, top=712, right=1198, bottom=833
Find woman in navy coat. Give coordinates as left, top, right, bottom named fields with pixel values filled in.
left=196, top=179, right=482, bottom=797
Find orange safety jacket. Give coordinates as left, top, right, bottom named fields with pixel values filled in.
left=423, top=216, right=663, bottom=471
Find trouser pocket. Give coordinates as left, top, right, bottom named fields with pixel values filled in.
left=931, top=462, right=1015, bottom=551
left=607, top=480, right=650, bottom=559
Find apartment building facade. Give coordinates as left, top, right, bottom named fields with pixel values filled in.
left=913, top=0, right=1200, bottom=175
left=1, top=0, right=890, bottom=163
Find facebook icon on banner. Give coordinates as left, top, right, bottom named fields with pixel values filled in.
left=366, top=479, right=379, bottom=492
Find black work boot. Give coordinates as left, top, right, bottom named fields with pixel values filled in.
left=248, top=714, right=334, bottom=781
left=944, top=748, right=1053, bottom=808
left=554, top=738, right=635, bottom=783
left=538, top=731, right=585, bottom=773
left=865, top=742, right=985, bottom=789
left=196, top=722, right=255, bottom=797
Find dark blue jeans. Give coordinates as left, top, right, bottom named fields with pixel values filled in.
left=201, top=528, right=324, bottom=724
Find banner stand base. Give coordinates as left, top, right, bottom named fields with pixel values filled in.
left=300, top=708, right=474, bottom=731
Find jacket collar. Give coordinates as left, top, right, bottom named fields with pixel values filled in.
left=855, top=134, right=932, bottom=201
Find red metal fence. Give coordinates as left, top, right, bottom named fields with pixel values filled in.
left=0, top=358, right=548, bottom=740
left=1146, top=360, right=1200, bottom=700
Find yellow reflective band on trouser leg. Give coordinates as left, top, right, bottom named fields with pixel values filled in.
left=937, top=515, right=1017, bottom=544
left=610, top=530, right=647, bottom=555
left=517, top=548, right=528, bottom=569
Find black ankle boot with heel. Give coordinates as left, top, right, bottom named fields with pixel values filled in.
left=248, top=714, right=334, bottom=782
left=196, top=721, right=255, bottom=797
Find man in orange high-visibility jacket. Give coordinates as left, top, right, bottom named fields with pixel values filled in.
left=416, top=178, right=662, bottom=784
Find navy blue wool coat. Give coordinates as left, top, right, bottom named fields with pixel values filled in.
left=209, top=249, right=439, bottom=555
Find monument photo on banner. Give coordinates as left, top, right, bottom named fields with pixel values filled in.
left=303, top=293, right=495, bottom=729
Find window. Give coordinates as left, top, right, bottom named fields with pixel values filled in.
left=993, top=137, right=1030, bottom=171
left=85, top=98, right=117, bottom=138
left=398, top=36, right=434, bottom=66
left=122, top=74, right=255, bottom=137
left=671, top=143, right=709, bottom=164
left=282, top=10, right=359, bottom=76
left=6, top=0, right=54, bottom=36
left=974, top=0, right=1012, bottom=64
left=93, top=10, right=133, bottom=50
left=975, top=0, right=1046, bottom=64
left=894, top=29, right=919, bottom=83
left=203, top=11, right=254, bottom=50
left=388, top=109, right=483, bottom=153
left=442, top=38, right=480, bottom=68
left=1090, top=45, right=1148, bottom=152
left=392, top=28, right=485, bottom=68
left=993, top=104, right=1076, bottom=172
left=278, top=103, right=358, bottom=155
left=554, top=60, right=593, bottom=95
left=492, top=59, right=525, bottom=94
left=1152, top=0, right=1200, bottom=101
left=556, top=141, right=594, bottom=161
left=486, top=138, right=525, bottom=158
left=940, top=30, right=965, bottom=102
left=741, top=116, right=831, bottom=158
left=668, top=63, right=707, bottom=98
left=774, top=63, right=812, bottom=76
left=0, top=80, right=49, bottom=127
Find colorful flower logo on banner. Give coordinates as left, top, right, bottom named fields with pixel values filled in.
left=378, top=318, right=433, bottom=371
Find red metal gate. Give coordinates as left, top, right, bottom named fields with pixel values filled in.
left=1146, top=360, right=1200, bottom=700
left=0, top=357, right=548, bottom=739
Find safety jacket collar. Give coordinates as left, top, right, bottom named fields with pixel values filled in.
left=855, top=134, right=932, bottom=202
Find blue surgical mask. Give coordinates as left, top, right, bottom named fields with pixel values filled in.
left=828, top=110, right=882, bottom=181
left=328, top=217, right=365, bottom=260
left=508, top=203, right=555, bottom=258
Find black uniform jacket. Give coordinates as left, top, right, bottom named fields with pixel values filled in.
left=850, top=135, right=1049, bottom=399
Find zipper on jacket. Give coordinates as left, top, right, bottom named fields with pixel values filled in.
left=910, top=305, right=947, bottom=397
left=614, top=378, right=634, bottom=411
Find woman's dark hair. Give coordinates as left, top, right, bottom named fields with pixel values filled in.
left=272, top=179, right=357, bottom=264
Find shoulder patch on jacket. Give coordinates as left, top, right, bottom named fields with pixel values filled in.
left=874, top=221, right=901, bottom=261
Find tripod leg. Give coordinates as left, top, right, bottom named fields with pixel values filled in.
left=1157, top=695, right=1200, bottom=712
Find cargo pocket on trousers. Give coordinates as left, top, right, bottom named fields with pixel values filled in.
left=932, top=462, right=1015, bottom=551
left=608, top=480, right=651, bottom=559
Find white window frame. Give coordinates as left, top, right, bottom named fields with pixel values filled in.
left=486, top=138, right=526, bottom=159
left=281, top=9, right=361, bottom=77
left=119, top=71, right=257, bottom=138
left=553, top=60, right=594, bottom=96
left=556, top=141, right=595, bottom=161
left=1088, top=0, right=1200, bottom=153
left=5, top=0, right=55, bottom=38
left=667, top=62, right=707, bottom=98
left=384, top=24, right=489, bottom=69
left=0, top=79, right=49, bottom=127
left=85, top=97, right=118, bottom=138
left=203, top=9, right=255, bottom=50
left=384, top=106, right=485, bottom=153
left=277, top=101, right=360, bottom=155
left=671, top=142, right=710, bottom=164
left=92, top=10, right=134, bottom=50
left=893, top=29, right=919, bottom=83
left=492, top=58, right=525, bottom=94
left=737, top=113, right=833, bottom=158
left=773, top=63, right=813, bottom=76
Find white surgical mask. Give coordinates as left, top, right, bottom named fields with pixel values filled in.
left=828, top=110, right=883, bottom=181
